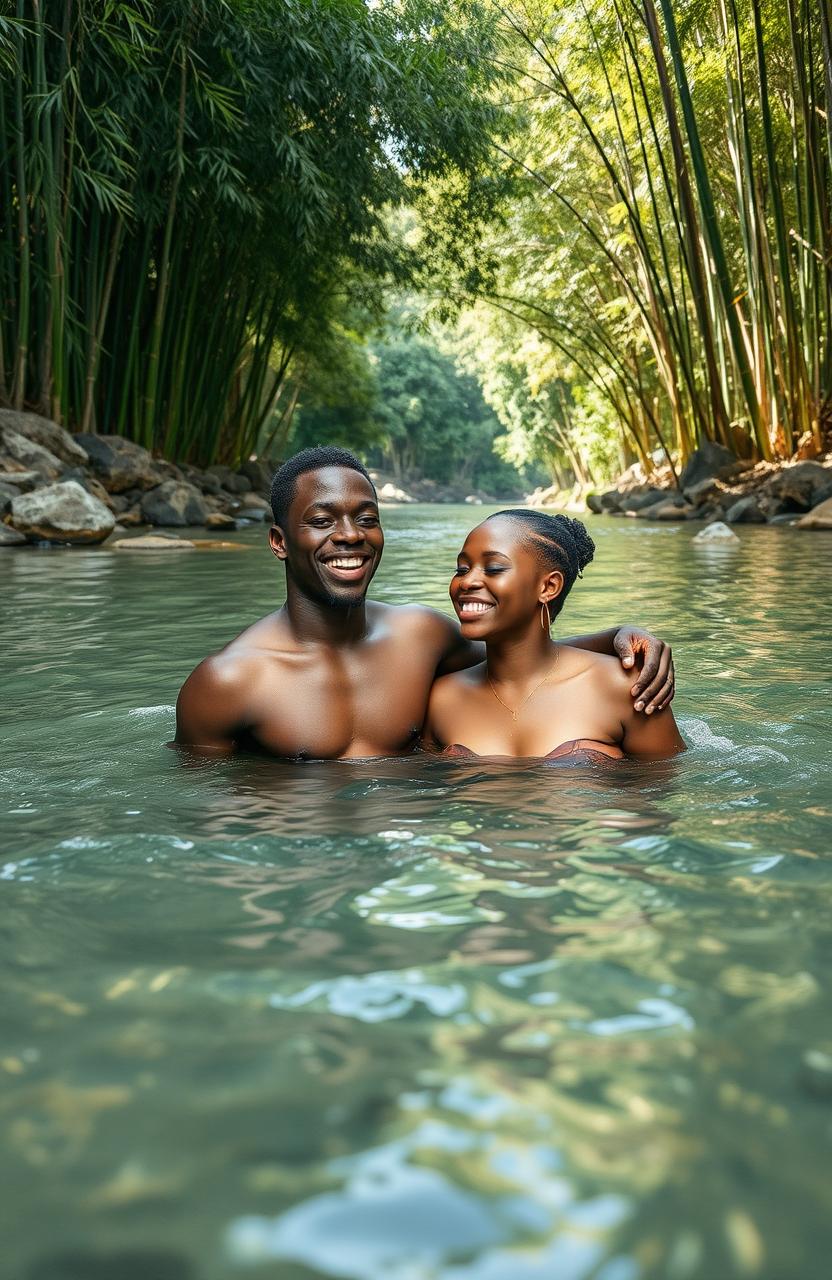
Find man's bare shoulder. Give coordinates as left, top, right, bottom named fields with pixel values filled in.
left=179, top=614, right=288, bottom=705
left=368, top=601, right=459, bottom=645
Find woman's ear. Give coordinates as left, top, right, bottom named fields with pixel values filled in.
left=540, top=569, right=564, bottom=605
left=269, top=525, right=288, bottom=560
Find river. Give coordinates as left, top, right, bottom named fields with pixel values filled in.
left=3, top=506, right=831, bottom=1280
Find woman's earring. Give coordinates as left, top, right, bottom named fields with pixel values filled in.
left=540, top=600, right=551, bottom=632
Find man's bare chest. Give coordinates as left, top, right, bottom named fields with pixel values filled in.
left=247, top=643, right=438, bottom=759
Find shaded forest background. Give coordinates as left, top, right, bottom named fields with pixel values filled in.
left=2, top=0, right=830, bottom=493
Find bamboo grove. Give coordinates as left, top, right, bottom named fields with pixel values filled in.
left=479, top=0, right=832, bottom=474
left=0, top=0, right=500, bottom=465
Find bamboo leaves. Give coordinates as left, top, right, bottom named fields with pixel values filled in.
left=479, top=0, right=832, bottom=473
left=1, top=0, right=503, bottom=463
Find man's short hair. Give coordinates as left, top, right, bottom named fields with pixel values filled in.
left=270, top=446, right=376, bottom=525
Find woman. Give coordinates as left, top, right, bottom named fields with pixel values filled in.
left=424, top=509, right=685, bottom=762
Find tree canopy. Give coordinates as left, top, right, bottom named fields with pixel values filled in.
left=0, top=0, right=502, bottom=463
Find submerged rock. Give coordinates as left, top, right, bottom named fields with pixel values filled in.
left=10, top=479, right=115, bottom=544
left=205, top=511, right=236, bottom=530
left=694, top=521, right=739, bottom=542
left=0, top=524, right=27, bottom=546
left=114, top=534, right=195, bottom=550
left=140, top=480, right=207, bottom=527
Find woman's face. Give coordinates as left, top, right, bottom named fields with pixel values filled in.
left=449, top=516, right=563, bottom=639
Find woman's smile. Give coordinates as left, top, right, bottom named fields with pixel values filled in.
left=456, top=597, right=496, bottom=619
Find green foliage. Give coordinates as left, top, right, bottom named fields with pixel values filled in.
left=452, top=0, right=832, bottom=477
left=0, top=0, right=503, bottom=463
left=289, top=320, right=530, bottom=494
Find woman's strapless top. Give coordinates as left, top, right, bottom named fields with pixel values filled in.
left=441, top=738, right=624, bottom=763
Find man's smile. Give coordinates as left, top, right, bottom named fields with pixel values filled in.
left=320, top=553, right=373, bottom=582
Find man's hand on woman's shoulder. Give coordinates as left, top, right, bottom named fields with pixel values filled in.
left=612, top=625, right=674, bottom=714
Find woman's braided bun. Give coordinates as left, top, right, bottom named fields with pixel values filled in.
left=484, top=508, right=596, bottom=616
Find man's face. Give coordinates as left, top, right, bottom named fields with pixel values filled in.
left=269, top=466, right=384, bottom=607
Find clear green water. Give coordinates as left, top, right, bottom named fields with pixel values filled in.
left=3, top=506, right=832, bottom=1280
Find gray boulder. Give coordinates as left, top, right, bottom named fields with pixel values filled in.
left=182, top=465, right=222, bottom=495
left=205, top=511, right=236, bottom=530
left=0, top=409, right=88, bottom=466
left=75, top=433, right=164, bottom=493
left=684, top=476, right=723, bottom=506
left=651, top=500, right=696, bottom=520
left=59, top=466, right=117, bottom=510
left=140, top=480, right=208, bottom=527
left=224, top=472, right=251, bottom=495
left=239, top=458, right=273, bottom=494
left=595, top=488, right=624, bottom=513
left=10, top=480, right=115, bottom=544
left=0, top=482, right=18, bottom=516
left=205, top=463, right=249, bottom=494
left=0, top=469, right=41, bottom=492
left=679, top=442, right=746, bottom=492
left=240, top=491, right=271, bottom=513
left=0, top=524, right=27, bottom=546
left=796, top=496, right=832, bottom=529
left=621, top=487, right=671, bottom=513
left=725, top=495, right=765, bottom=524
left=765, top=461, right=832, bottom=511
left=0, top=427, right=63, bottom=480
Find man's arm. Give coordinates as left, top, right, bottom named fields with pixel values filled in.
left=434, top=613, right=674, bottom=712
left=560, top=625, right=674, bottom=713
left=174, top=655, right=253, bottom=754
left=621, top=698, right=686, bottom=758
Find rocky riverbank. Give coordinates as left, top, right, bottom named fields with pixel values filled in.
left=0, top=410, right=277, bottom=546
left=531, top=441, right=832, bottom=530
left=0, top=410, right=518, bottom=546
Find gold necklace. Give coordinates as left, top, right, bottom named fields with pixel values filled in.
left=486, top=651, right=559, bottom=722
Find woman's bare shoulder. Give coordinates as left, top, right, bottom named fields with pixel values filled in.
left=429, top=662, right=485, bottom=704
left=558, top=645, right=631, bottom=688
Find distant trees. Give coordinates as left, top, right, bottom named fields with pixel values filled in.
left=289, top=322, right=533, bottom=493
left=0, top=0, right=501, bottom=463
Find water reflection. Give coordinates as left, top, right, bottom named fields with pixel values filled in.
left=3, top=512, right=832, bottom=1279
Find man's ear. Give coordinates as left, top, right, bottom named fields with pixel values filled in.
left=540, top=569, right=564, bottom=605
left=269, top=525, right=288, bottom=560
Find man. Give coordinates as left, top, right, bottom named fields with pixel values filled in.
left=176, top=447, right=674, bottom=758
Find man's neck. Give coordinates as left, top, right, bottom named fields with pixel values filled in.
left=283, top=583, right=370, bottom=646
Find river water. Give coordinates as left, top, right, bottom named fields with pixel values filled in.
left=3, top=506, right=832, bottom=1280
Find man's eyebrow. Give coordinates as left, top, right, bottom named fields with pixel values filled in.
left=306, top=500, right=379, bottom=514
